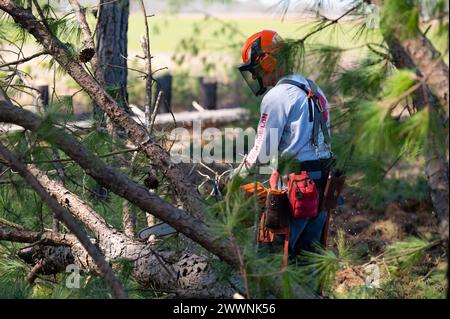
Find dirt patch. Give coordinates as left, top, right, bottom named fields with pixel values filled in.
left=326, top=190, right=442, bottom=294
left=334, top=266, right=366, bottom=294
left=328, top=189, right=439, bottom=255
left=366, top=220, right=402, bottom=241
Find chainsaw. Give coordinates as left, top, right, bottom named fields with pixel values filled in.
left=138, top=222, right=176, bottom=240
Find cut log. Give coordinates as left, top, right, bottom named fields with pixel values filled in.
left=0, top=107, right=251, bottom=133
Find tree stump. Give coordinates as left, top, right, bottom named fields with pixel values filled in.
left=154, top=74, right=172, bottom=113
left=199, top=77, right=217, bottom=110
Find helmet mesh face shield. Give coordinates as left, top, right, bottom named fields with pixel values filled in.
left=238, top=62, right=266, bottom=96
left=238, top=37, right=268, bottom=96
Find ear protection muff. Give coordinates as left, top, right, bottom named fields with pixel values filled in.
left=252, top=37, right=277, bottom=74
left=260, top=54, right=277, bottom=74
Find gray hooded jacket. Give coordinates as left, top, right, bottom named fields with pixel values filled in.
left=243, top=73, right=331, bottom=174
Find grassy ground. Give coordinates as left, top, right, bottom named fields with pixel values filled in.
left=127, top=14, right=382, bottom=53
left=128, top=14, right=303, bottom=52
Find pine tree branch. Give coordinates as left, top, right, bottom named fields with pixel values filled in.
left=68, top=0, right=94, bottom=49
left=0, top=50, right=47, bottom=69
left=0, top=87, right=240, bottom=267
left=138, top=0, right=153, bottom=132
left=367, top=43, right=392, bottom=62
left=362, top=239, right=443, bottom=267
left=0, top=216, right=26, bottom=230
left=298, top=4, right=361, bottom=43
left=26, top=147, right=139, bottom=164
left=0, top=226, right=77, bottom=246
left=31, top=0, right=52, bottom=37
left=0, top=0, right=206, bottom=219
left=0, top=141, right=127, bottom=299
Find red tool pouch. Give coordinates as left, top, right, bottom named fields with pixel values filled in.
left=287, top=171, right=319, bottom=218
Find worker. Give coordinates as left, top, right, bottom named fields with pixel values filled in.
left=232, top=30, right=333, bottom=261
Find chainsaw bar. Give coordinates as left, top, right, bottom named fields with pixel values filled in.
left=138, top=222, right=177, bottom=240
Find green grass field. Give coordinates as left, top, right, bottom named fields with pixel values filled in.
left=127, top=14, right=382, bottom=53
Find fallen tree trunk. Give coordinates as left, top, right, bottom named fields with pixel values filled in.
left=0, top=161, right=241, bottom=298
left=0, top=154, right=241, bottom=296
left=130, top=105, right=250, bottom=129
left=0, top=107, right=251, bottom=134
left=0, top=88, right=240, bottom=267
left=0, top=226, right=240, bottom=298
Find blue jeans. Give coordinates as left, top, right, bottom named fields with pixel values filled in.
left=272, top=209, right=327, bottom=257
left=288, top=209, right=327, bottom=255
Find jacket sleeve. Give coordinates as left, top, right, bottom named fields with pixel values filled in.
left=238, top=87, right=290, bottom=176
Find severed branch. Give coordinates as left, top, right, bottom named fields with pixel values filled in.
left=0, top=216, right=26, bottom=230
left=0, top=226, right=77, bottom=246
left=1, top=222, right=242, bottom=297
left=0, top=50, right=47, bottom=69
left=138, top=0, right=153, bottom=132
left=0, top=142, right=127, bottom=299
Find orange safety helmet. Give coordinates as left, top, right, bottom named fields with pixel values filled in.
left=238, top=30, right=286, bottom=96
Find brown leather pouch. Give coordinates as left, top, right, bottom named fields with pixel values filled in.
left=265, top=189, right=290, bottom=229
left=322, top=171, right=346, bottom=210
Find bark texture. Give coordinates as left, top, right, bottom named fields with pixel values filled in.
left=96, top=0, right=129, bottom=110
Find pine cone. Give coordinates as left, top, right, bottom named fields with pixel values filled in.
left=144, top=174, right=159, bottom=190
left=78, top=47, right=95, bottom=63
